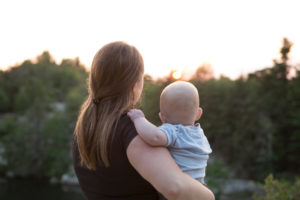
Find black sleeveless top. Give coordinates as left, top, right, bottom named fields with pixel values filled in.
left=72, top=113, right=159, bottom=200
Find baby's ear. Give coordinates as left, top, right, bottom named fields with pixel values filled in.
left=195, top=107, right=203, bottom=121
left=159, top=112, right=167, bottom=123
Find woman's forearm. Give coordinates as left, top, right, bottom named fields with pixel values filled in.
left=174, top=173, right=215, bottom=200
left=127, top=136, right=215, bottom=200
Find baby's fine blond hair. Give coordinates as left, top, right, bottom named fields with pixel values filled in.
left=160, top=81, right=199, bottom=125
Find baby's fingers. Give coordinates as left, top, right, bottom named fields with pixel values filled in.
left=127, top=109, right=144, bottom=120
left=127, top=109, right=138, bottom=120
left=127, top=110, right=134, bottom=118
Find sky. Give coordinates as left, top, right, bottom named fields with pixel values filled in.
left=0, top=0, right=300, bottom=79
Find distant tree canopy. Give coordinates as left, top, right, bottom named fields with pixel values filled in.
left=0, top=38, right=299, bottom=182
left=192, top=63, right=214, bottom=81
left=0, top=52, right=88, bottom=178
left=143, top=38, right=300, bottom=180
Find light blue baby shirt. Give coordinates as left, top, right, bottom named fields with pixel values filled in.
left=159, top=123, right=212, bottom=179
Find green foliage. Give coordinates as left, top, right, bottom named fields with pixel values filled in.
left=206, top=158, right=231, bottom=199
left=287, top=70, right=300, bottom=171
left=0, top=38, right=299, bottom=183
left=0, top=105, right=73, bottom=178
left=254, top=174, right=300, bottom=200
left=41, top=112, right=71, bottom=177
left=206, top=159, right=231, bottom=180
left=0, top=88, right=9, bottom=112
left=65, top=84, right=87, bottom=120
left=0, top=71, right=10, bottom=112
left=0, top=115, right=19, bottom=140
left=139, top=75, right=164, bottom=125
left=1, top=106, right=48, bottom=176
left=0, top=52, right=88, bottom=178
left=1, top=53, right=88, bottom=113
left=140, top=38, right=299, bottom=181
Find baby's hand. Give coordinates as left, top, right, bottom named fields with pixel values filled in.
left=127, top=109, right=145, bottom=121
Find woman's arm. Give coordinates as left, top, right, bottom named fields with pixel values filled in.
left=127, top=136, right=215, bottom=200
left=127, top=109, right=167, bottom=146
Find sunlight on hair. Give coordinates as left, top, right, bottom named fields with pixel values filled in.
left=172, top=70, right=182, bottom=80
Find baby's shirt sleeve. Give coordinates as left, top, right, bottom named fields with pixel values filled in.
left=159, top=124, right=178, bottom=147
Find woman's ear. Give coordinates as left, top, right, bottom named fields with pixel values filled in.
left=159, top=112, right=167, bottom=123
left=195, top=107, right=203, bottom=121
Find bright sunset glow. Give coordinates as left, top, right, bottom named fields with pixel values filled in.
left=172, top=71, right=182, bottom=80
left=0, top=0, right=300, bottom=79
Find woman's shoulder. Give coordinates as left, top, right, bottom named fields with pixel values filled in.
left=115, top=111, right=138, bottom=150
left=118, top=111, right=135, bottom=129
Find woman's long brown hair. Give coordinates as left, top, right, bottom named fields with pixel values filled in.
left=75, top=42, right=144, bottom=169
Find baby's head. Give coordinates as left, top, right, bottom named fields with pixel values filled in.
left=159, top=81, right=202, bottom=125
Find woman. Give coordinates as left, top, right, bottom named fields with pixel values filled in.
left=72, top=41, right=215, bottom=200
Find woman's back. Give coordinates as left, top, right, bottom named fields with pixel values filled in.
left=72, top=41, right=215, bottom=200
left=72, top=113, right=158, bottom=199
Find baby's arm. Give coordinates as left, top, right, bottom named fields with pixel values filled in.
left=127, top=109, right=168, bottom=147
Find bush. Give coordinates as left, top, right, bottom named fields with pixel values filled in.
left=254, top=174, right=300, bottom=200
left=1, top=106, right=72, bottom=178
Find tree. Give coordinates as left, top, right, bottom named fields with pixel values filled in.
left=0, top=51, right=88, bottom=179
left=254, top=174, right=300, bottom=200
left=287, top=69, right=300, bottom=173
left=192, top=63, right=214, bottom=81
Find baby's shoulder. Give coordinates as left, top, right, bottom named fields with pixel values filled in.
left=159, top=123, right=180, bottom=134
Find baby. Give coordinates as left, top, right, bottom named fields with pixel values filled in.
left=127, top=81, right=212, bottom=185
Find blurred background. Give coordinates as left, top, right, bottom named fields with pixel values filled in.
left=0, top=0, right=300, bottom=200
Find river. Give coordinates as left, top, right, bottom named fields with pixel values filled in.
left=0, top=177, right=257, bottom=200
left=0, top=178, right=85, bottom=200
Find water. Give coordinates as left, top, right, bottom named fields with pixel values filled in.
left=0, top=178, right=85, bottom=200
left=0, top=177, right=256, bottom=200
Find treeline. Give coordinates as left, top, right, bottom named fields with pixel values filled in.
left=141, top=38, right=300, bottom=181
left=197, top=38, right=300, bottom=180
left=0, top=38, right=299, bottom=183
left=0, top=52, right=88, bottom=178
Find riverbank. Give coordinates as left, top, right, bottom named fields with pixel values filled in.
left=0, top=174, right=260, bottom=200
left=0, top=177, right=84, bottom=200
